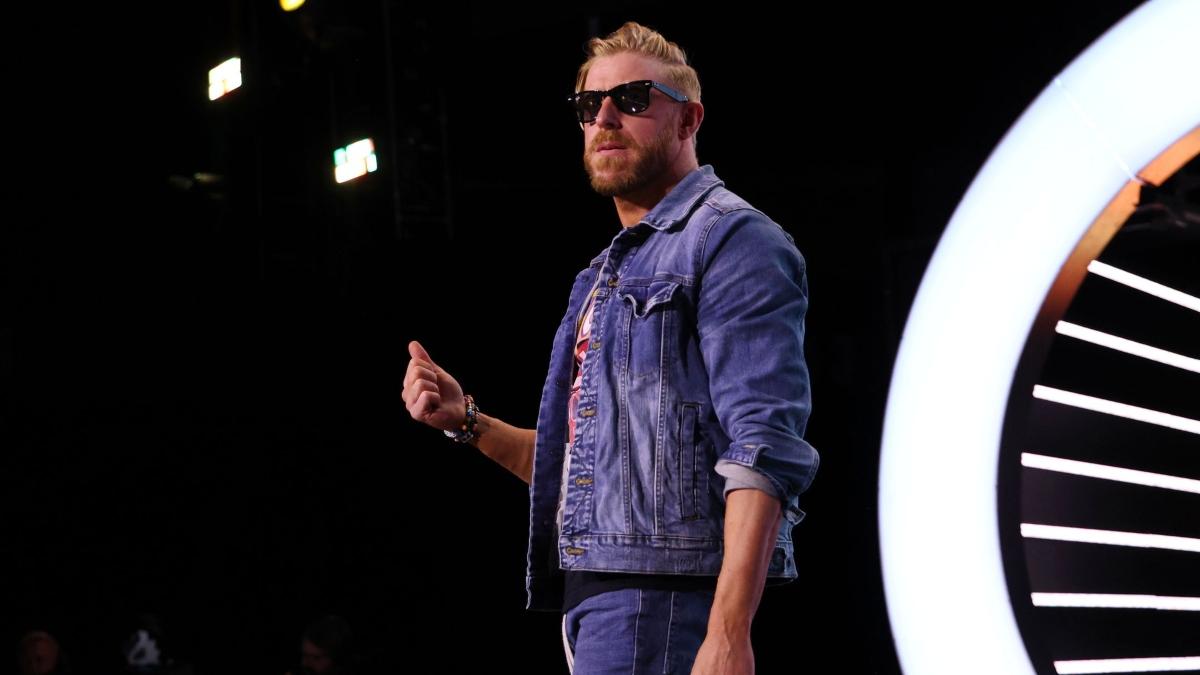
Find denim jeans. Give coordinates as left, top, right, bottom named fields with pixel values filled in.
left=562, top=588, right=715, bottom=674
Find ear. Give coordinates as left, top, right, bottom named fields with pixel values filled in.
left=678, top=101, right=704, bottom=140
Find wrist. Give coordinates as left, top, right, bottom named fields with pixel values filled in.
left=444, top=394, right=480, bottom=443
left=706, top=602, right=753, bottom=639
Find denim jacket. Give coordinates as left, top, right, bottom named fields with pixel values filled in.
left=525, top=165, right=818, bottom=611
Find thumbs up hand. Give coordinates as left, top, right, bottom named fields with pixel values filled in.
left=403, top=340, right=467, bottom=432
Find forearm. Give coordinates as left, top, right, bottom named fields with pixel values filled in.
left=707, top=488, right=782, bottom=638
left=469, top=412, right=536, bottom=484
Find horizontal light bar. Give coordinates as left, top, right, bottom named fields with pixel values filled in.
left=1034, top=592, right=1200, bottom=611
left=1055, top=656, right=1200, bottom=674
left=1056, top=321, right=1200, bottom=373
left=1088, top=260, right=1200, bottom=314
left=1022, top=523, right=1200, bottom=554
left=1033, top=385, right=1200, bottom=436
left=1022, top=453, right=1200, bottom=495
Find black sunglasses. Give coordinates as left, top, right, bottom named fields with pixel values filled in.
left=567, top=80, right=689, bottom=125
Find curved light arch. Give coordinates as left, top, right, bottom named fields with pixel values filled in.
left=879, top=1, right=1200, bottom=673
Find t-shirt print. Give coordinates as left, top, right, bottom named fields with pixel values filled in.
left=567, top=285, right=598, bottom=445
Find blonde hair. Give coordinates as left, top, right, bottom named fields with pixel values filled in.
left=574, top=22, right=701, bottom=103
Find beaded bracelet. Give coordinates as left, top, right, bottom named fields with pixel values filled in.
left=443, top=394, right=479, bottom=443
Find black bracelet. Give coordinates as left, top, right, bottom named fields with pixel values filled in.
left=444, top=394, right=479, bottom=443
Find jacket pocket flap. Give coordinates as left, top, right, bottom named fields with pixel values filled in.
left=620, top=280, right=681, bottom=318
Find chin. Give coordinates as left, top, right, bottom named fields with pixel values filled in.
left=586, top=169, right=628, bottom=197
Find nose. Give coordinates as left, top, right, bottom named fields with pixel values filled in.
left=592, top=95, right=623, bottom=128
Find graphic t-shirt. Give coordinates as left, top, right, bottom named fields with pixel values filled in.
left=566, top=285, right=598, bottom=445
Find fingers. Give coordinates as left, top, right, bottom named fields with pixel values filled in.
left=405, top=380, right=442, bottom=417
left=414, top=388, right=442, bottom=418
left=404, top=340, right=451, bottom=426
left=402, top=371, right=437, bottom=405
left=403, top=363, right=437, bottom=390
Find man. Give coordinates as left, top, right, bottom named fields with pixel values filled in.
left=403, top=21, right=817, bottom=674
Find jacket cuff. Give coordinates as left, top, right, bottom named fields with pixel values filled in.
left=715, top=459, right=783, bottom=502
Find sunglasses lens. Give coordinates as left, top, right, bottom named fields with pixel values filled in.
left=614, top=82, right=650, bottom=114
left=575, top=91, right=603, bottom=123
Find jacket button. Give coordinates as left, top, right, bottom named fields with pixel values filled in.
left=590, top=340, right=601, bottom=350
left=607, top=277, right=619, bottom=287
left=580, top=408, right=596, bottom=418
left=575, top=476, right=593, bottom=486
left=565, top=547, right=586, bottom=556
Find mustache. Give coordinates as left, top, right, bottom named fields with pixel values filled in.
left=588, top=132, right=638, bottom=153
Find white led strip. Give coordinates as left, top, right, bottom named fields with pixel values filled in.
left=1033, top=593, right=1200, bottom=611
left=1056, top=321, right=1200, bottom=374
left=1022, top=453, right=1200, bottom=495
left=1088, top=260, right=1200, bottom=314
left=879, top=2, right=1200, bottom=672
left=1032, top=386, right=1200, bottom=436
left=1022, top=524, right=1200, bottom=554
left=1055, top=656, right=1200, bottom=674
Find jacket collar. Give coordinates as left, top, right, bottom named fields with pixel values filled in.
left=588, top=165, right=723, bottom=267
left=639, top=164, right=723, bottom=231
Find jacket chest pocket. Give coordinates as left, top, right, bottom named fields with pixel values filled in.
left=618, top=280, right=684, bottom=380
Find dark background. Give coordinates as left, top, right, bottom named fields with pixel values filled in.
left=2, top=2, right=1147, bottom=673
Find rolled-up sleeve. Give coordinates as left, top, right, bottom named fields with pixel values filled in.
left=696, top=209, right=819, bottom=522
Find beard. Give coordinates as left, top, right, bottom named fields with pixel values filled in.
left=583, top=123, right=676, bottom=198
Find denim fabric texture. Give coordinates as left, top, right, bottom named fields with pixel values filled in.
left=526, top=165, right=818, bottom=610
left=562, top=588, right=715, bottom=674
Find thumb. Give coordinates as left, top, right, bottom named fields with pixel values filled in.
left=409, top=340, right=436, bottom=368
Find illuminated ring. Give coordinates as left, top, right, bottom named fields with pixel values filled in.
left=879, top=1, right=1200, bottom=673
